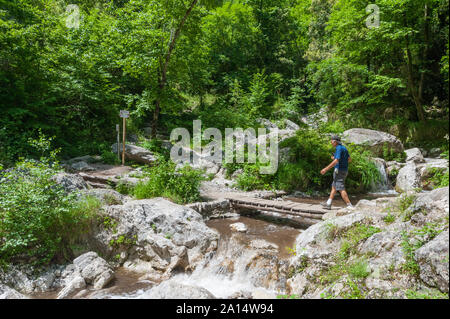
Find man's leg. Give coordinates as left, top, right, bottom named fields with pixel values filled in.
left=329, top=186, right=337, bottom=202
left=322, top=186, right=337, bottom=209
left=339, top=190, right=352, bottom=206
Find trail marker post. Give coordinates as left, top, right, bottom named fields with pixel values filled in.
left=116, top=124, right=120, bottom=161
left=119, top=110, right=130, bottom=166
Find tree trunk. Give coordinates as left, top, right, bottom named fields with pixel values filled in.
left=151, top=0, right=199, bottom=138
left=405, top=34, right=426, bottom=122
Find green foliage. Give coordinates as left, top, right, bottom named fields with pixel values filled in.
left=406, top=289, right=449, bottom=300
left=382, top=145, right=407, bottom=163
left=383, top=212, right=396, bottom=225
left=0, top=159, right=100, bottom=266
left=133, top=159, right=205, bottom=204
left=109, top=234, right=137, bottom=248
left=397, top=194, right=417, bottom=222
left=427, top=167, right=450, bottom=189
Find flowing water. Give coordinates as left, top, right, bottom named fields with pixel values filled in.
left=85, top=217, right=300, bottom=299
left=30, top=194, right=396, bottom=299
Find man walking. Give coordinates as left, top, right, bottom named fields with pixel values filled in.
left=320, top=135, right=353, bottom=210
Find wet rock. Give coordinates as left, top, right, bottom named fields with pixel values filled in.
left=57, top=276, right=86, bottom=299
left=51, top=172, right=88, bottom=193
left=73, top=252, right=114, bottom=290
left=0, top=284, right=27, bottom=299
left=112, top=143, right=157, bottom=165
left=342, top=128, right=404, bottom=157
left=140, top=281, right=216, bottom=299
left=405, top=148, right=425, bottom=163
left=187, top=199, right=231, bottom=218
left=415, top=230, right=449, bottom=293
left=230, top=223, right=248, bottom=233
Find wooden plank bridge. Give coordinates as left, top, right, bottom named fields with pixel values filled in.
left=224, top=194, right=339, bottom=225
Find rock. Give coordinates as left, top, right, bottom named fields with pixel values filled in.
left=418, top=158, right=449, bottom=190
left=395, top=163, right=421, bottom=192
left=175, top=147, right=221, bottom=175
left=66, top=156, right=100, bottom=165
left=386, top=161, right=405, bottom=180
left=139, top=281, right=216, bottom=299
left=51, top=172, right=88, bottom=193
left=57, top=276, right=86, bottom=299
left=71, top=161, right=96, bottom=172
left=230, top=223, right=248, bottom=233
left=256, top=118, right=279, bottom=132
left=186, top=200, right=231, bottom=218
left=415, top=230, right=449, bottom=293
left=342, top=128, right=404, bottom=157
left=89, top=199, right=219, bottom=274
left=0, top=284, right=27, bottom=299
left=405, top=148, right=425, bottom=163
left=429, top=148, right=442, bottom=158
left=111, top=143, right=157, bottom=165
left=82, top=189, right=127, bottom=205
left=284, top=119, right=300, bottom=131
left=73, top=252, right=114, bottom=290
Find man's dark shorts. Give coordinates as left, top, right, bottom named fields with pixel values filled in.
left=332, top=169, right=348, bottom=191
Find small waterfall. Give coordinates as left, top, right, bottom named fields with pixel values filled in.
left=370, top=158, right=393, bottom=193
left=92, top=219, right=296, bottom=299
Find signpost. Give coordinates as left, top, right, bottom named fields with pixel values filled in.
left=119, top=110, right=130, bottom=166
left=116, top=124, right=120, bottom=161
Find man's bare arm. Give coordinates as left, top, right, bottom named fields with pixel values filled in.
left=321, top=159, right=339, bottom=175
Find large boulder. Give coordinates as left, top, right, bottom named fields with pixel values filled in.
left=342, top=128, right=404, bottom=157
left=51, top=172, right=88, bottom=193
left=88, top=198, right=219, bottom=276
left=415, top=230, right=449, bottom=293
left=395, top=163, right=421, bottom=193
left=112, top=143, right=158, bottom=165
left=405, top=148, right=425, bottom=163
left=73, top=252, right=115, bottom=290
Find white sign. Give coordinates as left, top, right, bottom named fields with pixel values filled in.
left=120, top=110, right=130, bottom=118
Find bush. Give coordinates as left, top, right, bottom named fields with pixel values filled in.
left=133, top=160, right=205, bottom=204
left=229, top=128, right=382, bottom=193
left=0, top=160, right=100, bottom=266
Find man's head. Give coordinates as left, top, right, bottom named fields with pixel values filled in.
left=331, top=135, right=342, bottom=147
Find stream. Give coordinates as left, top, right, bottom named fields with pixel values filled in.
left=30, top=192, right=397, bottom=299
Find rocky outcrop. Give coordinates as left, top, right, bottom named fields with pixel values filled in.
left=405, top=148, right=425, bottom=164
left=415, top=230, right=449, bottom=293
left=88, top=198, right=219, bottom=278
left=57, top=252, right=114, bottom=299
left=342, top=128, right=404, bottom=157
left=395, top=158, right=449, bottom=192
left=288, top=187, right=449, bottom=299
left=112, top=143, right=158, bottom=165
left=0, top=284, right=27, bottom=299
left=51, top=172, right=88, bottom=193
left=395, top=163, right=421, bottom=192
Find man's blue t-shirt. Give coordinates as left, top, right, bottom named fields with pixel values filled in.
left=334, top=144, right=350, bottom=172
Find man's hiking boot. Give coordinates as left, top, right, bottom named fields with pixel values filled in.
left=321, top=202, right=332, bottom=210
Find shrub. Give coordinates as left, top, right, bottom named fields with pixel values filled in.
left=229, top=128, right=382, bottom=193
left=0, top=160, right=100, bottom=266
left=133, top=159, right=205, bottom=204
